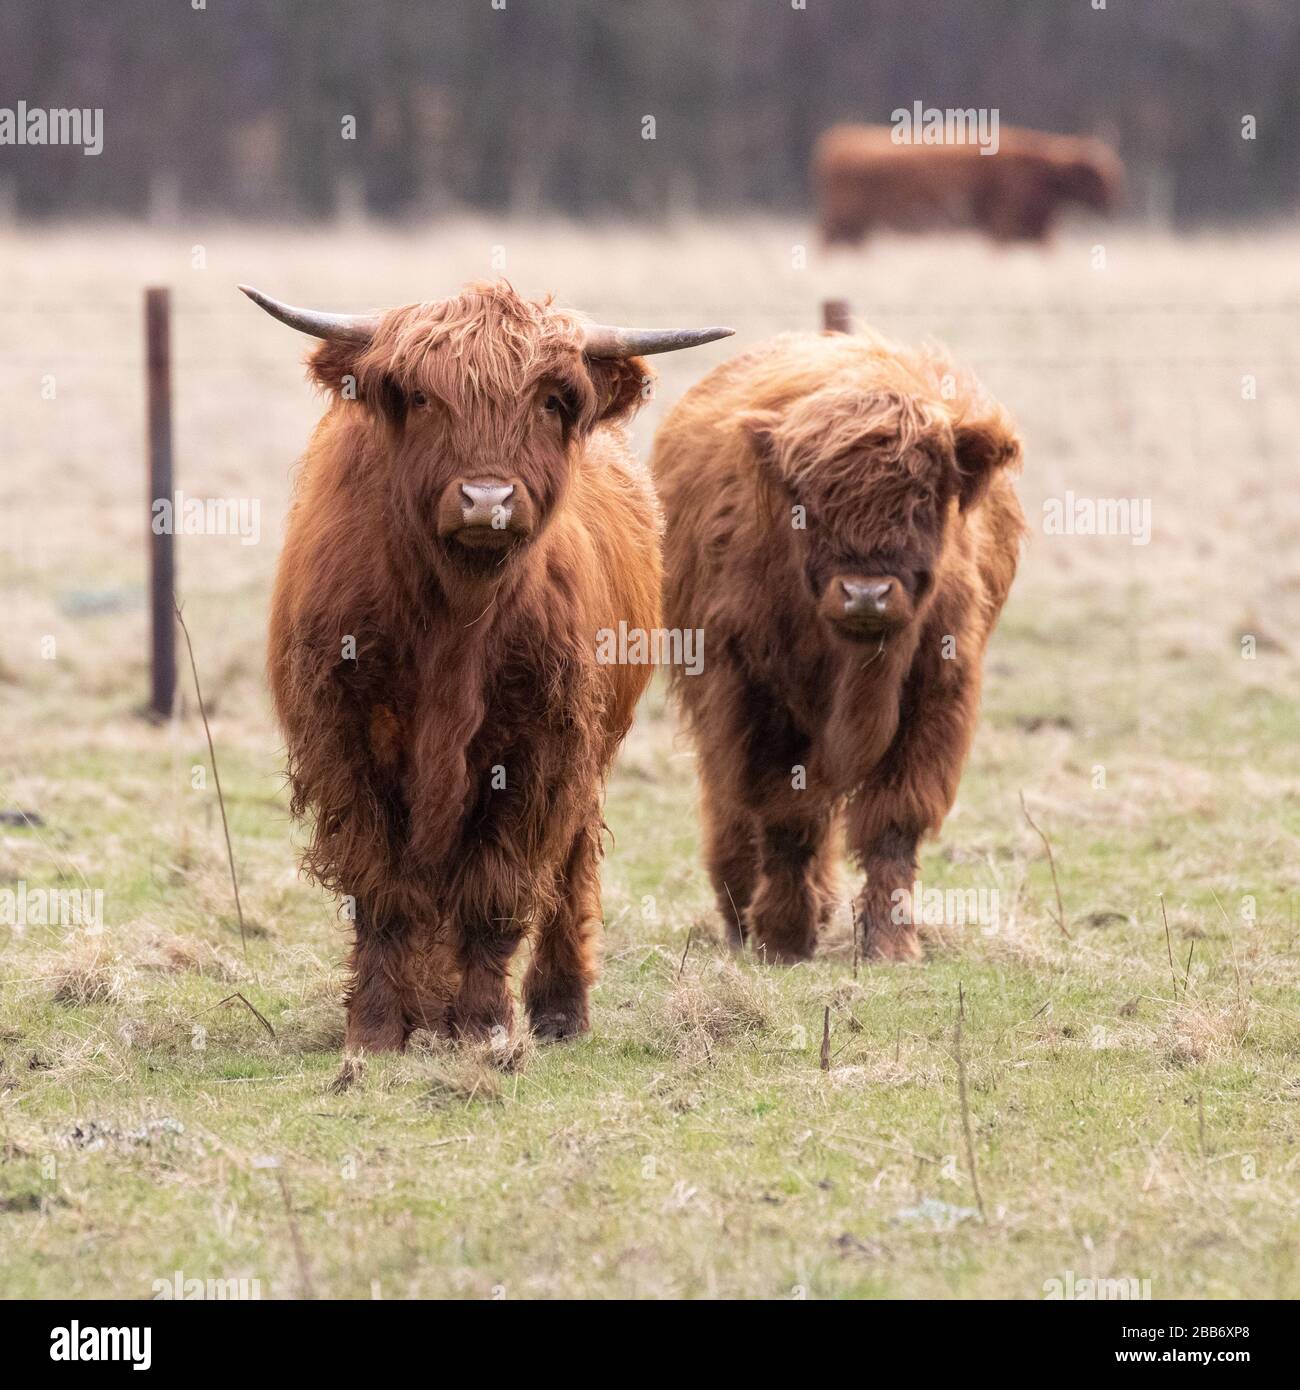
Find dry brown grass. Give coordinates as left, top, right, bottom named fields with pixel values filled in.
left=647, top=957, right=777, bottom=1061
left=1159, top=999, right=1253, bottom=1069
left=133, top=924, right=247, bottom=982
left=42, top=935, right=130, bottom=1007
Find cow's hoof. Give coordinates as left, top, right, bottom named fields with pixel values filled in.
left=450, top=1014, right=513, bottom=1044
left=863, top=929, right=924, bottom=963
left=448, top=993, right=515, bottom=1043
left=330, top=1054, right=367, bottom=1093
left=528, top=1008, right=590, bottom=1043
left=750, top=935, right=816, bottom=966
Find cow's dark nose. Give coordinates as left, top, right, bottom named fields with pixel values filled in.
left=460, top=482, right=514, bottom=527
left=841, top=578, right=892, bottom=616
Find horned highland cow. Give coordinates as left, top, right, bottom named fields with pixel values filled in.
left=813, top=123, right=1123, bottom=245
left=652, top=328, right=1024, bottom=962
left=244, top=281, right=730, bottom=1060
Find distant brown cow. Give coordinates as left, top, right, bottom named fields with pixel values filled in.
left=244, top=281, right=730, bottom=1059
left=813, top=123, right=1123, bottom=245
left=652, top=329, right=1024, bottom=962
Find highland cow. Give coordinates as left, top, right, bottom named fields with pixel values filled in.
left=813, top=123, right=1123, bottom=245
left=652, top=328, right=1024, bottom=962
left=244, top=281, right=730, bottom=1057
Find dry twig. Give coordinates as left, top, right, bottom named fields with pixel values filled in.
left=175, top=599, right=248, bottom=960
left=1019, top=791, right=1069, bottom=938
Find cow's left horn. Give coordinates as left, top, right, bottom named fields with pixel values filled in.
left=582, top=323, right=734, bottom=358
left=238, top=285, right=380, bottom=343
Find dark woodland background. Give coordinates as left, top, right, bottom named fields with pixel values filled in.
left=2, top=0, right=1298, bottom=222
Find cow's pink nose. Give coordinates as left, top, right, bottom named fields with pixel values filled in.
left=461, top=482, right=513, bottom=509
left=841, top=578, right=892, bottom=616
left=460, top=482, right=514, bottom=526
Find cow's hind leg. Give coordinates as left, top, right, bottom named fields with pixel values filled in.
left=342, top=906, right=412, bottom=1056
left=523, top=826, right=601, bottom=1041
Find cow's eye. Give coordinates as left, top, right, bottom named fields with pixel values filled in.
left=410, top=391, right=428, bottom=408
left=544, top=394, right=563, bottom=414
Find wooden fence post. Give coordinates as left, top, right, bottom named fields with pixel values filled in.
left=822, top=298, right=852, bottom=334
left=145, top=286, right=175, bottom=720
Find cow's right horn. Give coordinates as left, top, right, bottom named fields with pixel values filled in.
left=239, top=285, right=380, bottom=343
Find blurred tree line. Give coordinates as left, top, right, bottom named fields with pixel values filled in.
left=1, top=0, right=1296, bottom=224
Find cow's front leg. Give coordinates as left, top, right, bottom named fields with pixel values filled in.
left=402, top=929, right=460, bottom=1041
left=523, top=827, right=601, bottom=1041
left=852, top=823, right=924, bottom=962
left=846, top=632, right=984, bottom=963
left=746, top=810, right=838, bottom=963
left=697, top=754, right=761, bottom=951
left=449, top=919, right=522, bottom=1041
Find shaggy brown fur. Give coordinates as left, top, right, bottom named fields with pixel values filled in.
left=268, top=281, right=660, bottom=1052
left=813, top=124, right=1123, bottom=245
left=651, top=329, right=1024, bottom=962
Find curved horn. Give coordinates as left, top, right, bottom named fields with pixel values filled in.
left=238, top=284, right=380, bottom=343
left=582, top=323, right=734, bottom=359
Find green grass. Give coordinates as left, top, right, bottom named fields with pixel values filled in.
left=2, top=648, right=1297, bottom=1299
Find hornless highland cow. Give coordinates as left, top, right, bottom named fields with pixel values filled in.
left=813, top=124, right=1123, bottom=245
left=652, top=329, right=1024, bottom=962
left=244, top=281, right=730, bottom=1056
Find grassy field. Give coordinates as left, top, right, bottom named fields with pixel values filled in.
left=1, top=219, right=1298, bottom=1299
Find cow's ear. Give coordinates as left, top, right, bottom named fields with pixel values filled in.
left=952, top=412, right=1021, bottom=511
left=740, top=408, right=801, bottom=516
left=588, top=356, right=654, bottom=423
left=307, top=340, right=405, bottom=420
left=307, top=339, right=362, bottom=397
left=740, top=408, right=782, bottom=470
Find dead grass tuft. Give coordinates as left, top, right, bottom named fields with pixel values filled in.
left=420, top=1052, right=507, bottom=1106
left=647, top=958, right=775, bottom=1061
left=134, top=928, right=246, bottom=983
left=43, top=938, right=130, bottom=1007
left=825, top=1054, right=947, bottom=1088
left=1161, top=1000, right=1252, bottom=1068
left=274, top=989, right=346, bottom=1055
